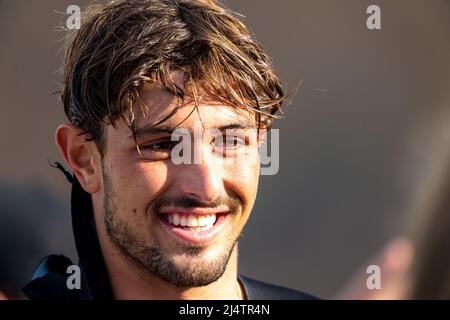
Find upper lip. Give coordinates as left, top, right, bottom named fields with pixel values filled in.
left=158, top=206, right=230, bottom=216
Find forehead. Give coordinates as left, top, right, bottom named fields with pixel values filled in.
left=131, top=80, right=256, bottom=131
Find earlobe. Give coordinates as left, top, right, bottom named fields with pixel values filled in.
left=55, top=124, right=101, bottom=194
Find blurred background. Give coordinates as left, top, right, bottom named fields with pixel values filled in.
left=0, top=0, right=449, bottom=299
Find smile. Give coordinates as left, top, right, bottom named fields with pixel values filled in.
left=158, top=209, right=230, bottom=244
left=164, top=213, right=217, bottom=229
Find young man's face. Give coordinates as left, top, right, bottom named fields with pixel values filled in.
left=98, top=79, right=262, bottom=287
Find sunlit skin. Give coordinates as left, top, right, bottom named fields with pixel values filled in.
left=56, top=72, right=265, bottom=299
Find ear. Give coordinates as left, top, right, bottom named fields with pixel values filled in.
left=55, top=124, right=102, bottom=194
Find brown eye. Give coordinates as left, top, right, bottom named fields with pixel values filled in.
left=225, top=137, right=244, bottom=148
left=212, top=134, right=248, bottom=159
left=141, top=141, right=177, bottom=151
left=137, top=140, right=179, bottom=160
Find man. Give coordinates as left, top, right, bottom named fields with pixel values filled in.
left=23, top=0, right=316, bottom=300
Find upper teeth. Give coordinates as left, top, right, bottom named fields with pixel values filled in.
left=167, top=213, right=217, bottom=228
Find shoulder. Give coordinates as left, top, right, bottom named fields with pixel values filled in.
left=22, top=255, right=91, bottom=300
left=239, top=275, right=319, bottom=300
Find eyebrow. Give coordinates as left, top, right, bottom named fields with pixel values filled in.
left=131, top=125, right=176, bottom=139
left=131, top=122, right=255, bottom=140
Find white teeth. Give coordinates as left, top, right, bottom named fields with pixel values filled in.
left=187, top=215, right=198, bottom=227
left=180, top=215, right=187, bottom=227
left=173, top=214, right=180, bottom=226
left=165, top=213, right=217, bottom=229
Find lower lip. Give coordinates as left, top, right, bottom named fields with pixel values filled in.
left=159, top=213, right=229, bottom=244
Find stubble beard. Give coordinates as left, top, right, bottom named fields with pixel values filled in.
left=102, top=165, right=241, bottom=288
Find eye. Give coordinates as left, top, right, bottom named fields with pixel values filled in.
left=213, top=135, right=247, bottom=152
left=140, top=140, right=177, bottom=151
left=137, top=139, right=179, bottom=160
left=223, top=136, right=245, bottom=148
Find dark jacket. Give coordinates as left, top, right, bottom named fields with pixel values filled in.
left=23, top=168, right=317, bottom=300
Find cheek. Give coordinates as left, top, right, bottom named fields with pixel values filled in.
left=223, top=160, right=260, bottom=210
left=134, top=162, right=170, bottom=192
left=106, top=157, right=170, bottom=214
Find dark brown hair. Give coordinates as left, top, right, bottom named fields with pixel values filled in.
left=61, top=0, right=285, bottom=154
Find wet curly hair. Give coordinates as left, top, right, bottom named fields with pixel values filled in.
left=61, top=0, right=285, bottom=154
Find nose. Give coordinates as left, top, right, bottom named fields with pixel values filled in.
left=177, top=146, right=224, bottom=204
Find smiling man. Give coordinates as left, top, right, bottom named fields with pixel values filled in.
left=23, top=0, right=316, bottom=300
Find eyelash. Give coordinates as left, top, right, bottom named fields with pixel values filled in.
left=139, top=140, right=178, bottom=152
left=136, top=134, right=250, bottom=161
left=213, top=136, right=247, bottom=148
